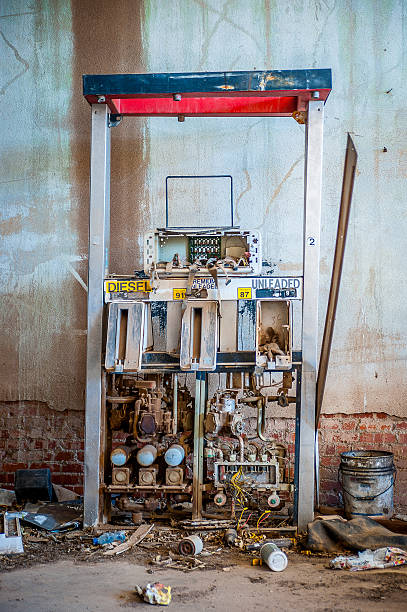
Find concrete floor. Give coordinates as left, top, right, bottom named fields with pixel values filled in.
left=1, top=554, right=407, bottom=612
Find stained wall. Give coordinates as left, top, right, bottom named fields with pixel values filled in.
left=0, top=0, right=406, bottom=495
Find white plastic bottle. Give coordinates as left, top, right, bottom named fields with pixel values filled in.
left=260, top=542, right=288, bottom=572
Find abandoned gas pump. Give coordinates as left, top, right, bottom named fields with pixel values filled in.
left=82, top=69, right=332, bottom=530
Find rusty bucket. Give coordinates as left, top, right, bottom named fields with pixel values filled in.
left=339, top=450, right=395, bottom=519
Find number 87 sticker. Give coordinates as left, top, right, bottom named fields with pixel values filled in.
left=237, top=288, right=252, bottom=299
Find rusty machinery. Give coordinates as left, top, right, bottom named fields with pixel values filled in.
left=97, top=209, right=301, bottom=525
left=82, top=69, right=332, bottom=530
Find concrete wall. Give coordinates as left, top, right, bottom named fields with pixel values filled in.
left=0, top=0, right=406, bottom=502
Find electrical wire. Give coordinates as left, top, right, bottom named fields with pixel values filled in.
left=239, top=512, right=252, bottom=529
left=256, top=510, right=271, bottom=530
left=236, top=507, right=248, bottom=530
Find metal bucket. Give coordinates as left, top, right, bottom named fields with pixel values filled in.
left=339, top=450, right=395, bottom=519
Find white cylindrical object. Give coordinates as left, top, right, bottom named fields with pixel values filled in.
left=136, top=444, right=157, bottom=467
left=165, top=444, right=185, bottom=466
left=110, top=446, right=131, bottom=466
left=260, top=542, right=288, bottom=572
left=178, top=535, right=203, bottom=556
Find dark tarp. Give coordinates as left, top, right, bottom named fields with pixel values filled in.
left=307, top=517, right=407, bottom=553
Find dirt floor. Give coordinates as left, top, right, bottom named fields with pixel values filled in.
left=1, top=528, right=407, bottom=612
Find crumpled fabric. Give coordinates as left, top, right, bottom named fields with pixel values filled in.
left=136, top=583, right=172, bottom=606
left=330, top=547, right=407, bottom=571
left=307, top=516, right=407, bottom=553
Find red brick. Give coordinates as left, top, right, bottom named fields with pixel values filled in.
left=77, top=451, right=84, bottom=462
left=51, top=474, right=82, bottom=486
left=62, top=463, right=84, bottom=474
left=54, top=451, right=74, bottom=462
left=3, top=462, right=27, bottom=472
left=383, top=433, right=397, bottom=443
left=28, top=462, right=62, bottom=472
left=342, top=421, right=356, bottom=431
left=66, top=441, right=84, bottom=451
left=395, top=422, right=407, bottom=429
left=320, top=455, right=340, bottom=467
left=320, top=480, right=339, bottom=491
left=399, top=433, right=407, bottom=444
left=359, top=433, right=374, bottom=443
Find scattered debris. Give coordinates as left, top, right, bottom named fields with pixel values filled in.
left=178, top=535, right=203, bottom=556
left=20, top=503, right=82, bottom=532
left=103, top=523, right=154, bottom=556
left=246, top=538, right=293, bottom=551
left=180, top=519, right=232, bottom=530
left=52, top=485, right=80, bottom=502
left=224, top=528, right=237, bottom=547
left=135, top=582, right=171, bottom=606
left=93, top=531, right=126, bottom=546
left=330, top=547, right=407, bottom=571
left=0, top=513, right=24, bottom=555
left=150, top=554, right=206, bottom=572
left=0, top=489, right=17, bottom=507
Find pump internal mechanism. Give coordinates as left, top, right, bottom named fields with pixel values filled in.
left=105, top=371, right=294, bottom=523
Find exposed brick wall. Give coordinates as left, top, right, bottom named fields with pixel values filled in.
left=318, top=412, right=407, bottom=512
left=1, top=403, right=406, bottom=513
left=0, top=402, right=84, bottom=495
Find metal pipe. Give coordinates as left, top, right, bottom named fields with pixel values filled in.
left=256, top=398, right=274, bottom=442
left=316, top=135, right=357, bottom=429
left=172, top=373, right=178, bottom=435
left=238, top=435, right=244, bottom=462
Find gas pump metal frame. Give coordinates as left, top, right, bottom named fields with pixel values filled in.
left=82, top=69, right=332, bottom=531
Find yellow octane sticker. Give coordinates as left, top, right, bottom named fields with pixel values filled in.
left=104, top=280, right=152, bottom=293
left=237, top=288, right=252, bottom=299
left=173, top=288, right=186, bottom=300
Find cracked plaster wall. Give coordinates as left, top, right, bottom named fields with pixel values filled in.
left=0, top=0, right=406, bottom=417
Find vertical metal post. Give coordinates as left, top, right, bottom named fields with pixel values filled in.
left=84, top=104, right=111, bottom=527
left=293, top=364, right=302, bottom=521
left=297, top=100, right=324, bottom=531
left=192, top=372, right=206, bottom=519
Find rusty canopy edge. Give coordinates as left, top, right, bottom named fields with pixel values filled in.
left=83, top=68, right=332, bottom=99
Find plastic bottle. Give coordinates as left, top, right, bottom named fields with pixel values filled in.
left=93, top=530, right=126, bottom=546
left=260, top=542, right=288, bottom=572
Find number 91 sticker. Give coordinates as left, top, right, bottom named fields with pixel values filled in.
left=237, top=288, right=252, bottom=300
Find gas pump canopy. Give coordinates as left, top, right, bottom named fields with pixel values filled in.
left=83, top=68, right=331, bottom=117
